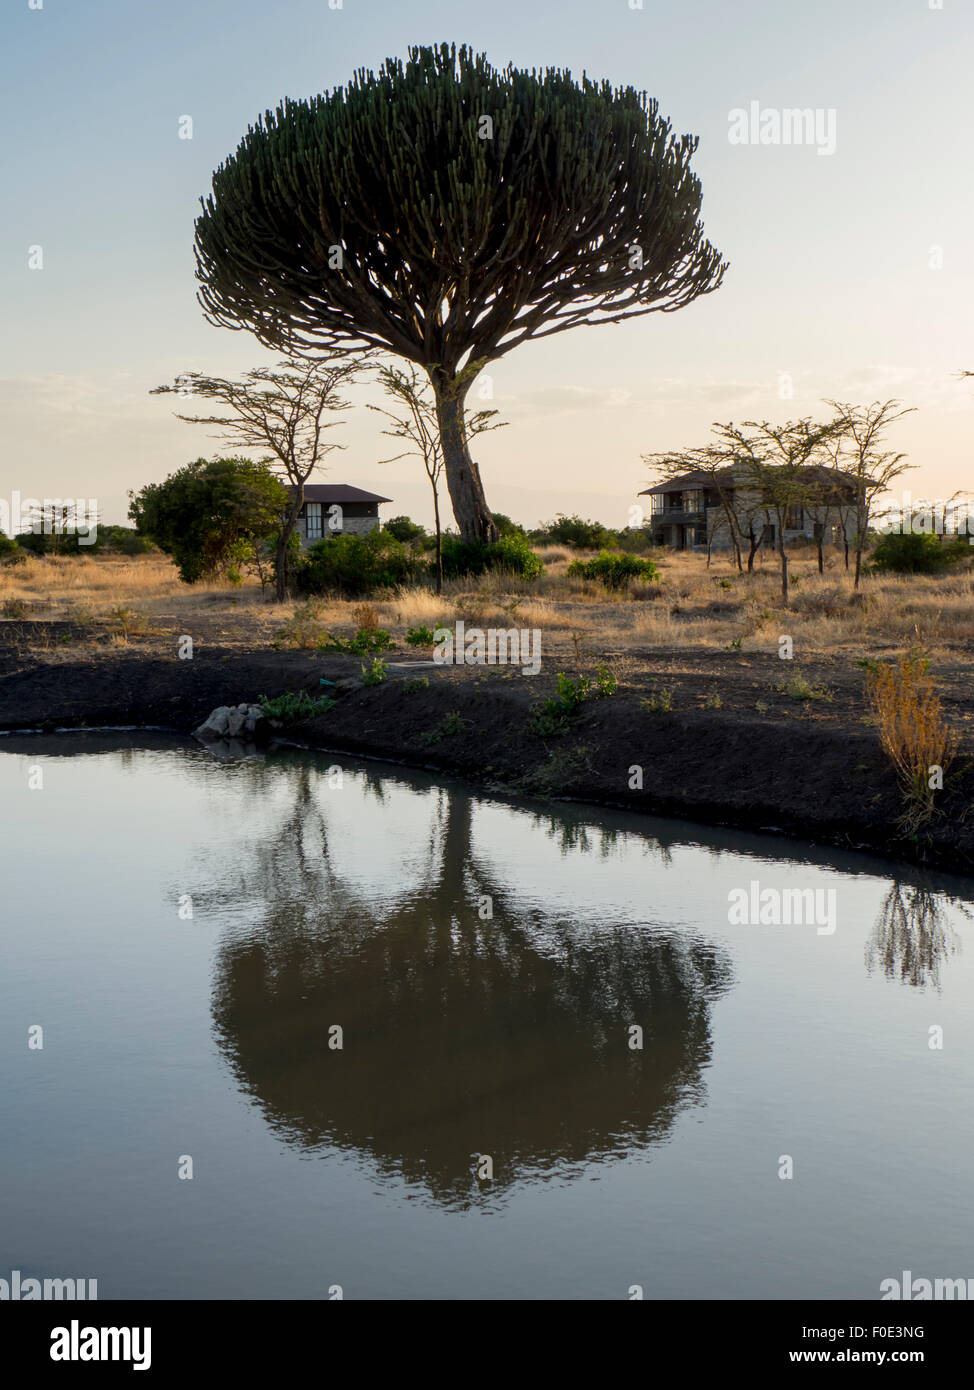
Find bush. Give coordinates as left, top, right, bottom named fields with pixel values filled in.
left=641, top=686, right=674, bottom=714
left=259, top=691, right=336, bottom=723
left=14, top=529, right=85, bottom=555
left=383, top=515, right=427, bottom=543
left=438, top=532, right=544, bottom=581
left=272, top=599, right=327, bottom=650
left=0, top=534, right=22, bottom=562
left=128, top=456, right=289, bottom=583
left=490, top=513, right=526, bottom=538
left=536, top=514, right=616, bottom=549
left=567, top=551, right=659, bottom=589
left=778, top=675, right=832, bottom=702
left=869, top=531, right=967, bottom=575
left=593, top=662, right=617, bottom=696
left=610, top=526, right=657, bottom=554
left=107, top=605, right=149, bottom=636
left=419, top=710, right=469, bottom=744
left=360, top=656, right=389, bottom=686
left=866, top=652, right=958, bottom=829
left=528, top=666, right=617, bottom=737
left=318, top=627, right=394, bottom=655
left=95, top=525, right=155, bottom=556
left=297, top=529, right=425, bottom=597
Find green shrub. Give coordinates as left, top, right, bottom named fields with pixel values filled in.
left=567, top=551, right=659, bottom=589
left=778, top=675, right=832, bottom=702
left=641, top=686, right=674, bottom=714
left=95, top=525, right=155, bottom=556
left=360, top=656, right=389, bottom=686
left=438, top=532, right=544, bottom=580
left=0, top=534, right=22, bottom=562
left=259, top=691, right=336, bottom=722
left=272, top=599, right=327, bottom=650
left=419, top=710, right=468, bottom=744
left=297, top=529, right=424, bottom=597
left=869, top=531, right=967, bottom=575
left=406, top=624, right=438, bottom=646
left=527, top=673, right=589, bottom=737
left=318, top=627, right=394, bottom=655
left=107, top=605, right=150, bottom=635
left=128, top=456, right=289, bottom=583
left=490, top=513, right=527, bottom=539
left=609, top=526, right=657, bottom=554
left=528, top=667, right=616, bottom=737
left=14, top=530, right=83, bottom=555
left=537, top=514, right=616, bottom=549
left=383, top=515, right=427, bottom=543
left=594, top=663, right=617, bottom=696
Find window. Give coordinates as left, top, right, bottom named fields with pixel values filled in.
left=305, top=502, right=323, bottom=540
left=785, top=504, right=804, bottom=530
left=683, top=490, right=703, bottom=513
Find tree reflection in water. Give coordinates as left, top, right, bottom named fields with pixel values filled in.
left=199, top=756, right=734, bottom=1208
left=865, top=882, right=968, bottom=990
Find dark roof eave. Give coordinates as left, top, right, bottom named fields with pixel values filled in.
left=289, top=484, right=393, bottom=504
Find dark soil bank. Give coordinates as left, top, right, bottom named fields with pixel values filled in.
left=2, top=642, right=972, bottom=873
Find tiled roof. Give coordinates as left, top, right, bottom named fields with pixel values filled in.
left=289, top=484, right=392, bottom=504
left=639, top=464, right=859, bottom=496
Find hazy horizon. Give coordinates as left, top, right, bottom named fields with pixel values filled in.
left=2, top=0, right=971, bottom=531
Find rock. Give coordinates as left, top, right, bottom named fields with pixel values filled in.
left=195, top=701, right=271, bottom=745
left=194, top=705, right=231, bottom=740
left=245, top=704, right=269, bottom=739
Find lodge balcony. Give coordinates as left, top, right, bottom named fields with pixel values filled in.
left=654, top=507, right=707, bottom=523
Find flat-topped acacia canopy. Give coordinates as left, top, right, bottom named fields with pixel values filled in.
left=195, top=42, right=727, bottom=539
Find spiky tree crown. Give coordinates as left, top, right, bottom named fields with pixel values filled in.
left=195, top=42, right=726, bottom=374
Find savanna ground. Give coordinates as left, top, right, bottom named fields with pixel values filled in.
left=2, top=541, right=972, bottom=866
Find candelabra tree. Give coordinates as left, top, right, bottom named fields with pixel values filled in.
left=194, top=42, right=727, bottom=541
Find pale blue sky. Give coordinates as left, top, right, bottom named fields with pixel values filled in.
left=2, top=0, right=971, bottom=528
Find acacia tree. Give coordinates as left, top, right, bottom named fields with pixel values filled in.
left=822, top=400, right=915, bottom=588
left=719, top=418, right=838, bottom=606
left=151, top=356, right=365, bottom=599
left=367, top=363, right=506, bottom=594
left=801, top=466, right=849, bottom=575
left=17, top=501, right=101, bottom=555
left=642, top=445, right=748, bottom=572
left=816, top=421, right=855, bottom=570
left=193, top=43, right=727, bottom=543
left=733, top=485, right=776, bottom=573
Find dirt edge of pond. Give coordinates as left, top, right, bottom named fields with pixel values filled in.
left=2, top=647, right=972, bottom=874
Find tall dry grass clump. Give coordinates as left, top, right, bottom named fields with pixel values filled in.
left=866, top=652, right=959, bottom=830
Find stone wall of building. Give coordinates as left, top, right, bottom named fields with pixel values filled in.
left=298, top=510, right=381, bottom=546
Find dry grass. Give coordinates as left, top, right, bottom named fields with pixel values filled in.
left=866, top=652, right=960, bottom=829
left=0, top=552, right=283, bottom=648
left=351, top=601, right=380, bottom=632
left=2, top=544, right=972, bottom=669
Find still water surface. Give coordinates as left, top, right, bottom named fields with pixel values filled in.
left=2, top=734, right=972, bottom=1299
